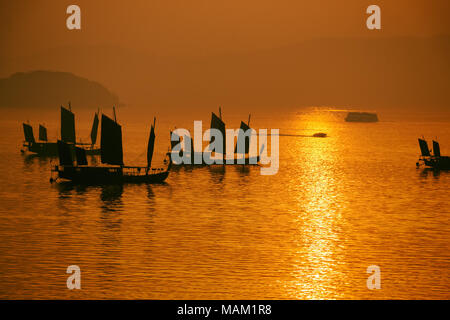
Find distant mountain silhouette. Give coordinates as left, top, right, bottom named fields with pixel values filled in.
left=0, top=71, right=119, bottom=109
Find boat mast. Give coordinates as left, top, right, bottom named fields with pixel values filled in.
left=220, top=106, right=224, bottom=161
left=113, top=106, right=117, bottom=123
left=248, top=114, right=251, bottom=127
left=147, top=117, right=156, bottom=169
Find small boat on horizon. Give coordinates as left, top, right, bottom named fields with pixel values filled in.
left=345, top=112, right=379, bottom=122
left=51, top=108, right=171, bottom=184
left=312, top=132, right=327, bottom=138
left=417, top=138, right=450, bottom=170
left=22, top=104, right=100, bottom=156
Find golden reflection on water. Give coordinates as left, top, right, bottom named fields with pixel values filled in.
left=284, top=117, right=346, bottom=299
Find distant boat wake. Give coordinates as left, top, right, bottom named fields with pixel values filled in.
left=259, top=133, right=327, bottom=138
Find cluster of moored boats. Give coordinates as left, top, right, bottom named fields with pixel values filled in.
left=22, top=105, right=261, bottom=185
left=21, top=107, right=450, bottom=185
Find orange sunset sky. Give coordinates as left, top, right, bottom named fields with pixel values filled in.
left=1, top=0, right=450, bottom=113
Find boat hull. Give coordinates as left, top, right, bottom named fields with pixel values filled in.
left=169, top=152, right=260, bottom=166
left=423, top=157, right=450, bottom=170
left=54, top=166, right=169, bottom=184
left=23, top=142, right=58, bottom=155
left=24, top=142, right=100, bottom=156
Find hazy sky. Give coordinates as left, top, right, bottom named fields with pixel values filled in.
left=1, top=1, right=449, bottom=113
left=1, top=0, right=450, bottom=57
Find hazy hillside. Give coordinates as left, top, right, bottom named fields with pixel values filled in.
left=0, top=71, right=119, bottom=109
left=1, top=36, right=449, bottom=112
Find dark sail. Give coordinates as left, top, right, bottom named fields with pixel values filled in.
left=61, top=106, right=76, bottom=143
left=57, top=140, right=73, bottom=166
left=90, top=113, right=99, bottom=145
left=39, top=125, right=48, bottom=141
left=75, top=147, right=88, bottom=165
left=235, top=121, right=251, bottom=154
left=101, top=114, right=124, bottom=165
left=210, top=112, right=226, bottom=154
left=147, top=124, right=155, bottom=168
left=433, top=140, right=441, bottom=157
left=418, top=139, right=431, bottom=157
left=23, top=123, right=35, bottom=143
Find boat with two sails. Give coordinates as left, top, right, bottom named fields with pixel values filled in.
left=417, top=138, right=450, bottom=170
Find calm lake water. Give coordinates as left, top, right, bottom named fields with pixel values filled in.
left=0, top=108, right=449, bottom=299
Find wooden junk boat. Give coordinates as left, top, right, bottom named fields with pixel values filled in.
left=169, top=108, right=263, bottom=166
left=51, top=109, right=170, bottom=184
left=22, top=122, right=58, bottom=155
left=22, top=105, right=100, bottom=156
left=417, top=138, right=450, bottom=170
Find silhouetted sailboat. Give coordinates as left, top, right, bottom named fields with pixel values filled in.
left=21, top=122, right=58, bottom=155
left=21, top=105, right=100, bottom=156
left=51, top=110, right=170, bottom=184
left=417, top=138, right=450, bottom=170
left=169, top=108, right=262, bottom=165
